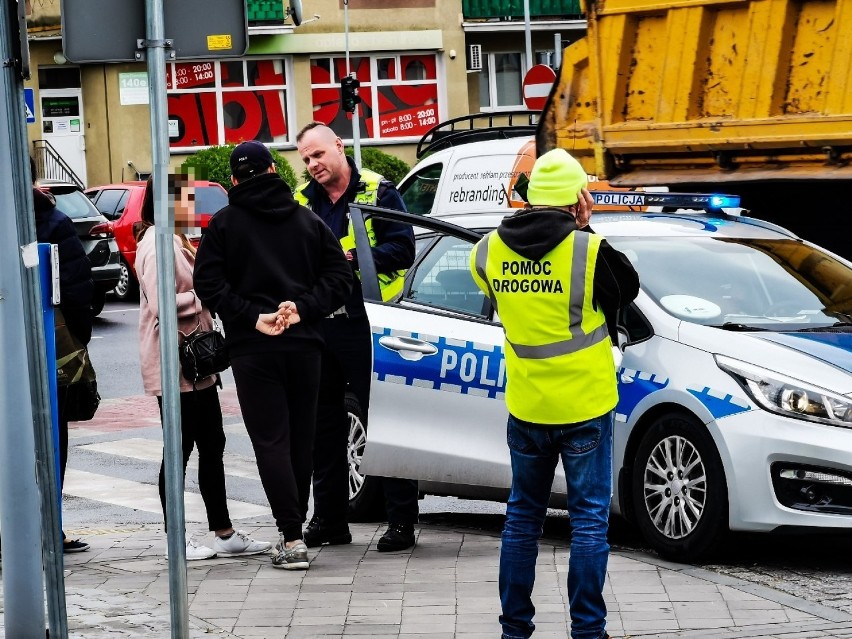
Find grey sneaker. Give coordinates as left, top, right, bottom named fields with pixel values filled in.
left=272, top=536, right=309, bottom=570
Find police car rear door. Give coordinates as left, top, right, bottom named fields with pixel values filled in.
left=351, top=207, right=513, bottom=490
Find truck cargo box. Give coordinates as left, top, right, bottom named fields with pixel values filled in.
left=539, top=0, right=852, bottom=185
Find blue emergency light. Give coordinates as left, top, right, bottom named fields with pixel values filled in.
left=590, top=191, right=741, bottom=211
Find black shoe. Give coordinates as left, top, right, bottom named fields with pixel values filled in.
left=302, top=516, right=352, bottom=548
left=63, top=538, right=90, bottom=553
left=377, top=523, right=415, bottom=552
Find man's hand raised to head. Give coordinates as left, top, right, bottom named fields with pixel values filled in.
left=575, top=187, right=594, bottom=229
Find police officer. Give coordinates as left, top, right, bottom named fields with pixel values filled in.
left=470, top=148, right=639, bottom=639
left=295, top=122, right=419, bottom=552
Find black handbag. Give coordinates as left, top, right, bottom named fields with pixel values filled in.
left=179, top=322, right=230, bottom=387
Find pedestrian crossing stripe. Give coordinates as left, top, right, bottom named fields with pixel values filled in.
left=65, top=438, right=271, bottom=523
left=81, top=437, right=262, bottom=480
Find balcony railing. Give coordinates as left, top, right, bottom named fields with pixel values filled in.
left=463, top=0, right=583, bottom=19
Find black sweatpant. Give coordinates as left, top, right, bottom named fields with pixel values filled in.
left=156, top=384, right=232, bottom=533
left=231, top=350, right=321, bottom=542
left=314, top=315, right=419, bottom=526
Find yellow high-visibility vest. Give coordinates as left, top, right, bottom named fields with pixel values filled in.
left=470, top=229, right=617, bottom=424
left=294, top=169, right=404, bottom=301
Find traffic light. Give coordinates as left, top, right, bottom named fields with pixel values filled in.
left=340, top=75, right=361, bottom=113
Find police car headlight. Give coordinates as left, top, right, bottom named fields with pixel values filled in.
left=715, top=355, right=852, bottom=428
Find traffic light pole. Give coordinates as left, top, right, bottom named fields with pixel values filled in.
left=343, top=0, right=361, bottom=168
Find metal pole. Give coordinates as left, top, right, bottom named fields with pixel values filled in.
left=344, top=0, right=361, bottom=168
left=0, top=1, right=49, bottom=635
left=524, top=0, right=533, bottom=74
left=144, top=0, right=190, bottom=636
left=554, top=33, right=562, bottom=70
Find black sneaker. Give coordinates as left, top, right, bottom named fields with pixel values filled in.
left=63, top=539, right=90, bottom=553
left=377, top=523, right=415, bottom=552
left=302, top=516, right=352, bottom=548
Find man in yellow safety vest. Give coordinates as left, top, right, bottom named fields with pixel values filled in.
left=470, top=148, right=639, bottom=639
left=295, top=122, right=419, bottom=553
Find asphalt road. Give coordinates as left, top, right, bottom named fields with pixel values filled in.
left=77, top=295, right=852, bottom=616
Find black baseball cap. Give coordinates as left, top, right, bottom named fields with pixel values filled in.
left=230, top=141, right=274, bottom=179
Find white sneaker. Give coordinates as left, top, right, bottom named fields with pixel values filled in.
left=166, top=535, right=217, bottom=561
left=212, top=530, right=272, bottom=557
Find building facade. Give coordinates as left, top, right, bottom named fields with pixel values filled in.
left=25, top=0, right=584, bottom=188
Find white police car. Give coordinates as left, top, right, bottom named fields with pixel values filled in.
left=349, top=193, right=852, bottom=561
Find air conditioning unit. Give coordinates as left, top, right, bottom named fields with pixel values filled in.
left=467, top=44, right=482, bottom=72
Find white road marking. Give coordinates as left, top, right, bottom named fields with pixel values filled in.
left=63, top=468, right=270, bottom=523
left=98, top=307, right=140, bottom=314
left=79, top=437, right=263, bottom=480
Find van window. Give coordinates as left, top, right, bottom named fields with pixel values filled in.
left=400, top=163, right=442, bottom=215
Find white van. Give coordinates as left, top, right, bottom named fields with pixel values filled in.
left=398, top=136, right=536, bottom=217
left=396, top=114, right=658, bottom=216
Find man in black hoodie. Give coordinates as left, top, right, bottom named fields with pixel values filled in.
left=194, top=141, right=352, bottom=570
left=470, top=149, right=638, bottom=639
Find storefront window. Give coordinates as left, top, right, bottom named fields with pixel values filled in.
left=310, top=53, right=440, bottom=142
left=167, top=58, right=291, bottom=149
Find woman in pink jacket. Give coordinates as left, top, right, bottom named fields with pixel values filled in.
left=136, top=173, right=271, bottom=560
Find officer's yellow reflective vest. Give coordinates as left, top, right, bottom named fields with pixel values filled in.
left=470, top=229, right=617, bottom=424
left=294, top=169, right=405, bottom=302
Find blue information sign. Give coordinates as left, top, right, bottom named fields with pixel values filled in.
left=24, top=88, right=35, bottom=124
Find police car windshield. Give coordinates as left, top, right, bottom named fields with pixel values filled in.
left=608, top=237, right=852, bottom=330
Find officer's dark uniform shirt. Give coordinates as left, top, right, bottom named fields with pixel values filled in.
left=299, top=157, right=415, bottom=318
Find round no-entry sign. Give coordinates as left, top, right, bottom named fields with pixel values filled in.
left=522, top=64, right=557, bottom=111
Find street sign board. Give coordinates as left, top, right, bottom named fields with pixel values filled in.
left=24, top=88, right=36, bottom=124
left=60, top=0, right=248, bottom=63
left=522, top=64, right=557, bottom=112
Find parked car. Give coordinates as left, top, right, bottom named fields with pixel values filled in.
left=84, top=180, right=229, bottom=300
left=349, top=194, right=852, bottom=561
left=39, top=180, right=121, bottom=316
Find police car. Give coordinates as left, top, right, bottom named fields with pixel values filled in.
left=348, top=192, right=852, bottom=561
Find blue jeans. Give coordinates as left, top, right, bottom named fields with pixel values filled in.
left=499, top=412, right=613, bottom=639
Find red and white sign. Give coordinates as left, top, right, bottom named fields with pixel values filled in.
left=522, top=64, right=557, bottom=112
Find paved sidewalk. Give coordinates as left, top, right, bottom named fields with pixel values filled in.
left=2, top=520, right=852, bottom=638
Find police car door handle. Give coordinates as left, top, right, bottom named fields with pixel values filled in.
left=378, top=335, right=439, bottom=362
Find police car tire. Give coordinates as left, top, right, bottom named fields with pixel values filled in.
left=631, top=412, right=728, bottom=562
left=346, top=394, right=385, bottom=522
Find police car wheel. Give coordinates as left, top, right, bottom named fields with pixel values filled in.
left=631, top=412, right=728, bottom=562
left=345, top=394, right=385, bottom=522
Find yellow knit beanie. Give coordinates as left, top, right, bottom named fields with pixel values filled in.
left=526, top=148, right=588, bottom=206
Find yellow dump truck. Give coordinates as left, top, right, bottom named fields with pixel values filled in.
left=538, top=0, right=852, bottom=257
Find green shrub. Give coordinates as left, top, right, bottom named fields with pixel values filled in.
left=182, top=144, right=298, bottom=191
left=346, top=147, right=410, bottom=185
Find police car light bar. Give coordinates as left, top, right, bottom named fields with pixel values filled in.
left=590, top=191, right=741, bottom=210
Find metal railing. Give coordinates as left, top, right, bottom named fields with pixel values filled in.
left=416, top=111, right=538, bottom=159
left=31, top=139, right=85, bottom=190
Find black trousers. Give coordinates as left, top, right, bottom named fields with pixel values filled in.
left=156, top=385, right=232, bottom=533
left=314, top=315, right=419, bottom=526
left=231, top=350, right=321, bottom=542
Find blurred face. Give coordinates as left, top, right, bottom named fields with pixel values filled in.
left=173, top=181, right=202, bottom=233
left=297, top=127, right=348, bottom=188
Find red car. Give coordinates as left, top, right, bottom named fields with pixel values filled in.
left=84, top=181, right=228, bottom=300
